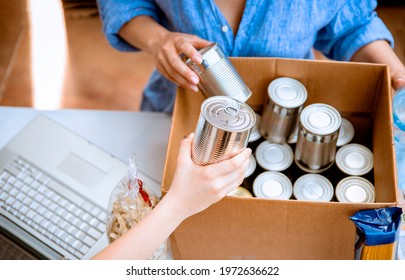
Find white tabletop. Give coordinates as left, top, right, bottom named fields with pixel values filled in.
left=0, top=106, right=173, bottom=187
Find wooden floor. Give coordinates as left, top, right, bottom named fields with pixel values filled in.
left=0, top=1, right=404, bottom=110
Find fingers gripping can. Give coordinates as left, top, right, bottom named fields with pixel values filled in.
left=186, top=43, right=252, bottom=102
left=192, top=96, right=256, bottom=165
left=294, top=103, right=341, bottom=173
left=260, top=77, right=307, bottom=143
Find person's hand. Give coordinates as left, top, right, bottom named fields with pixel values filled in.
left=150, top=32, right=212, bottom=92
left=392, top=70, right=405, bottom=91
left=165, top=133, right=251, bottom=220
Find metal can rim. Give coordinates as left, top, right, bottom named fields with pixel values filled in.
left=335, top=176, right=375, bottom=203
left=248, top=113, right=262, bottom=142
left=227, top=186, right=254, bottom=197
left=293, top=174, right=334, bottom=201
left=337, top=118, right=355, bottom=147
left=268, top=77, right=308, bottom=109
left=335, top=143, right=373, bottom=176
left=255, top=141, right=294, bottom=171
left=253, top=171, right=292, bottom=199
left=300, top=103, right=341, bottom=136
left=245, top=154, right=257, bottom=178
left=185, top=42, right=223, bottom=69
left=201, top=96, right=256, bottom=132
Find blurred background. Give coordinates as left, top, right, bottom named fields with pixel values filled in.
left=0, top=0, right=404, bottom=111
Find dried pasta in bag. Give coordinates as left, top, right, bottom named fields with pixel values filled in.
left=107, top=153, right=167, bottom=260
left=350, top=207, right=403, bottom=260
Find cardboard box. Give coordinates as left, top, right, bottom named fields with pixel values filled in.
left=162, top=58, right=398, bottom=260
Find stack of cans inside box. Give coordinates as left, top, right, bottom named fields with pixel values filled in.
left=187, top=43, right=375, bottom=203
left=246, top=77, right=375, bottom=203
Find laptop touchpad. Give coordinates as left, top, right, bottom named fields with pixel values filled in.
left=57, top=152, right=106, bottom=188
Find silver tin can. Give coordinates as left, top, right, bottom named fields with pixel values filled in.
left=337, top=118, right=355, bottom=147
left=253, top=171, right=293, bottom=200
left=293, top=174, right=334, bottom=202
left=245, top=154, right=257, bottom=178
left=335, top=143, right=373, bottom=176
left=287, top=123, right=299, bottom=144
left=186, top=43, right=251, bottom=102
left=295, top=103, right=341, bottom=173
left=248, top=113, right=262, bottom=143
left=227, top=186, right=253, bottom=198
left=259, top=77, right=307, bottom=143
left=255, top=141, right=294, bottom=172
left=335, top=176, right=375, bottom=203
left=192, top=96, right=256, bottom=166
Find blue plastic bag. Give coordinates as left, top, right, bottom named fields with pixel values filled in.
left=350, top=207, right=403, bottom=260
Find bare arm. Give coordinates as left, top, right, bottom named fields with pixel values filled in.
left=91, top=133, right=251, bottom=259
left=351, top=40, right=405, bottom=90
left=119, top=16, right=212, bottom=92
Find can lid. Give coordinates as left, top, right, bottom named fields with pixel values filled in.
left=185, top=43, right=224, bottom=70
left=336, top=176, right=375, bottom=203
left=337, top=118, right=355, bottom=147
left=227, top=186, right=253, bottom=197
left=293, top=174, right=334, bottom=201
left=255, top=141, right=294, bottom=171
left=248, top=113, right=262, bottom=142
left=245, top=154, right=257, bottom=178
left=336, top=143, right=373, bottom=176
left=253, top=171, right=292, bottom=199
left=201, top=96, right=256, bottom=132
left=198, top=43, right=224, bottom=69
left=300, top=103, right=341, bottom=135
left=268, top=77, right=307, bottom=108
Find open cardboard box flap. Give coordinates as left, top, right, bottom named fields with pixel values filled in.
left=162, top=58, right=398, bottom=259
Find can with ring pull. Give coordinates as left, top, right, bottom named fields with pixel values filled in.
left=192, top=96, right=256, bottom=166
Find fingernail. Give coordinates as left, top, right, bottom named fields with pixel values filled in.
left=191, top=75, right=199, bottom=84
left=194, top=55, right=203, bottom=64
left=191, top=85, right=199, bottom=92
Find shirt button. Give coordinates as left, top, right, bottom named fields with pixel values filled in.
left=221, top=25, right=229, bottom=32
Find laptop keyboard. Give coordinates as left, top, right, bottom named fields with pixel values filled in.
left=0, top=157, right=109, bottom=259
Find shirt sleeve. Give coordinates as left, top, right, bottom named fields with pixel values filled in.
left=96, top=0, right=162, bottom=51
left=314, top=0, right=394, bottom=61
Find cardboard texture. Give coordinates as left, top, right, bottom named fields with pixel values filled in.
left=162, top=58, right=398, bottom=260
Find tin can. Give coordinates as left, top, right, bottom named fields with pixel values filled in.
left=293, top=174, right=334, bottom=202
left=241, top=154, right=259, bottom=193
left=287, top=123, right=299, bottom=144
left=335, top=143, right=373, bottom=176
left=249, top=113, right=262, bottom=143
left=245, top=154, right=257, bottom=178
left=337, top=118, right=355, bottom=147
left=186, top=43, right=251, bottom=102
left=335, top=176, right=375, bottom=203
left=259, top=77, right=307, bottom=143
left=252, top=171, right=293, bottom=200
left=294, top=103, right=341, bottom=173
left=192, top=96, right=256, bottom=166
left=255, top=141, right=294, bottom=172
left=227, top=186, right=253, bottom=198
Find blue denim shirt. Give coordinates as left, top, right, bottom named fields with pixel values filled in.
left=97, top=0, right=394, bottom=112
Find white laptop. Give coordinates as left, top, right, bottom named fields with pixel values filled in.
left=0, top=115, right=160, bottom=260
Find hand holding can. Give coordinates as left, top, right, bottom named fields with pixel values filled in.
left=191, top=96, right=256, bottom=166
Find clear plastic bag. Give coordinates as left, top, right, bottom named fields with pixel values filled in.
left=107, top=153, right=167, bottom=260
